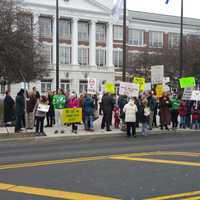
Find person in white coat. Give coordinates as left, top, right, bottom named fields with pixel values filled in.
left=123, top=97, right=138, bottom=137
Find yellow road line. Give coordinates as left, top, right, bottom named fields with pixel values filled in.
left=111, top=156, right=200, bottom=167
left=0, top=182, right=120, bottom=200
left=0, top=151, right=200, bottom=171
left=182, top=197, right=200, bottom=200
left=146, top=190, right=200, bottom=200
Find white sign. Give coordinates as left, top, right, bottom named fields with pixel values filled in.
left=151, top=65, right=164, bottom=85
left=144, top=83, right=151, bottom=91
left=87, top=78, right=97, bottom=94
left=163, top=85, right=170, bottom=92
left=182, top=87, right=193, bottom=100
left=119, top=82, right=139, bottom=97
left=37, top=104, right=50, bottom=112
left=191, top=90, right=200, bottom=101
left=163, top=77, right=170, bottom=84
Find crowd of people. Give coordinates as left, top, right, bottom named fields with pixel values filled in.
left=2, top=86, right=200, bottom=137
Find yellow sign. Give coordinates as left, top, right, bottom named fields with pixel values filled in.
left=104, top=82, right=115, bottom=94
left=133, top=77, right=145, bottom=92
left=156, top=84, right=164, bottom=98
left=62, top=108, right=82, bottom=124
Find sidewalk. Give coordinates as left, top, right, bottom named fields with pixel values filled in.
left=0, top=116, right=198, bottom=140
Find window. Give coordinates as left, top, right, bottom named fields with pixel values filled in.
left=113, top=49, right=123, bottom=68
left=113, top=26, right=123, bottom=41
left=42, top=44, right=52, bottom=64
left=59, top=19, right=71, bottom=40
left=41, top=80, right=52, bottom=93
left=96, top=48, right=106, bottom=67
left=39, top=17, right=52, bottom=38
left=78, top=47, right=89, bottom=65
left=128, top=29, right=144, bottom=46
left=60, top=80, right=71, bottom=92
left=0, top=84, right=6, bottom=94
left=59, top=46, right=71, bottom=64
left=78, top=22, right=89, bottom=41
left=168, top=32, right=179, bottom=48
left=96, top=24, right=106, bottom=42
left=128, top=52, right=136, bottom=66
left=79, top=80, right=88, bottom=94
left=149, top=31, right=163, bottom=48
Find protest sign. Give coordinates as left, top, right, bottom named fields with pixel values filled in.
left=163, top=77, right=170, bottom=84
left=163, top=85, right=170, bottom=92
left=62, top=108, right=82, bottom=124
left=151, top=65, right=164, bottom=84
left=191, top=90, right=200, bottom=101
left=182, top=87, right=193, bottom=100
left=133, top=77, right=145, bottom=92
left=179, top=77, right=196, bottom=89
left=104, top=82, right=115, bottom=94
left=144, top=83, right=151, bottom=91
left=119, top=82, right=139, bottom=97
left=156, top=84, right=164, bottom=98
left=37, top=104, right=50, bottom=112
left=87, top=78, right=97, bottom=94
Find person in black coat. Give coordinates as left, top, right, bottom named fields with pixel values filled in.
left=101, top=92, right=115, bottom=131
left=3, top=90, right=15, bottom=126
left=15, top=89, right=25, bottom=133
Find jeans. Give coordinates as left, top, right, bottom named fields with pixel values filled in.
left=171, top=110, right=179, bottom=128
left=126, top=122, right=136, bottom=137
left=180, top=116, right=186, bottom=128
left=35, top=117, right=45, bottom=133
left=84, top=115, right=94, bottom=130
left=192, top=120, right=199, bottom=129
left=142, top=122, right=149, bottom=135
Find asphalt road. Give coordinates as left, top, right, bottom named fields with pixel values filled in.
left=0, top=132, right=200, bottom=200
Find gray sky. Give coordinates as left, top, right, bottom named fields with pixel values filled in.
left=126, top=0, right=200, bottom=19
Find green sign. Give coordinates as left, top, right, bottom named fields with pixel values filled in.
left=179, top=77, right=196, bottom=89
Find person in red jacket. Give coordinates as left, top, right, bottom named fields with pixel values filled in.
left=179, top=100, right=187, bottom=129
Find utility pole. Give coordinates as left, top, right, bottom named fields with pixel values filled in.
left=122, top=0, right=127, bottom=82
left=179, top=0, right=183, bottom=78
left=56, top=0, right=59, bottom=93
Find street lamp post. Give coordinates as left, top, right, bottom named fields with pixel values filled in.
left=179, top=0, right=183, bottom=78
left=122, top=0, right=127, bottom=82
left=56, top=0, right=59, bottom=93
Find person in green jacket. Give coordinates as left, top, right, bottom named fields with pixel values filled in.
left=170, top=94, right=180, bottom=130
left=52, top=89, right=66, bottom=134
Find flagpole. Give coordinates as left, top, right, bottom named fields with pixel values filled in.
left=179, top=0, right=183, bottom=78
left=122, top=0, right=127, bottom=82
left=56, top=0, right=59, bottom=93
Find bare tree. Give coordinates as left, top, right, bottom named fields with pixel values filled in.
left=0, top=0, right=49, bottom=84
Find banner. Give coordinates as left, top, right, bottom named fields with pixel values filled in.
left=151, top=65, right=164, bottom=85
left=133, top=77, right=145, bottom=92
left=179, top=77, right=196, bottom=89
left=144, top=83, right=151, bottom=92
left=119, top=82, right=139, bottom=97
left=182, top=87, right=193, bottom=100
left=87, top=78, right=97, bottom=94
left=156, top=84, right=164, bottom=98
left=104, top=82, right=115, bottom=94
left=191, top=90, right=200, bottom=101
left=62, top=108, right=82, bottom=124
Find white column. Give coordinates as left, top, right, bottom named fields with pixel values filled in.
left=89, top=20, right=96, bottom=66
left=106, top=22, right=113, bottom=67
left=52, top=16, right=57, bottom=65
left=72, top=18, right=78, bottom=65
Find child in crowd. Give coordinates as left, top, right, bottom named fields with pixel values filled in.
left=179, top=100, right=187, bottom=129
left=113, top=105, right=120, bottom=129
left=141, top=100, right=150, bottom=136
left=34, top=95, right=48, bottom=136
left=191, top=104, right=199, bottom=129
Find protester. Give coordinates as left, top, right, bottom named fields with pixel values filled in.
left=34, top=95, right=48, bottom=136
left=191, top=103, right=199, bottom=129
left=53, top=89, right=66, bottom=134
left=26, top=90, right=37, bottom=129
left=83, top=94, right=95, bottom=131
left=15, top=89, right=25, bottom=133
left=170, top=94, right=180, bottom=130
left=159, top=92, right=171, bottom=130
left=113, top=105, right=120, bottom=129
left=123, top=97, right=137, bottom=137
left=179, top=100, right=187, bottom=129
left=68, top=92, right=80, bottom=133
left=3, top=90, right=15, bottom=126
left=101, top=92, right=115, bottom=131
left=46, top=90, right=55, bottom=127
